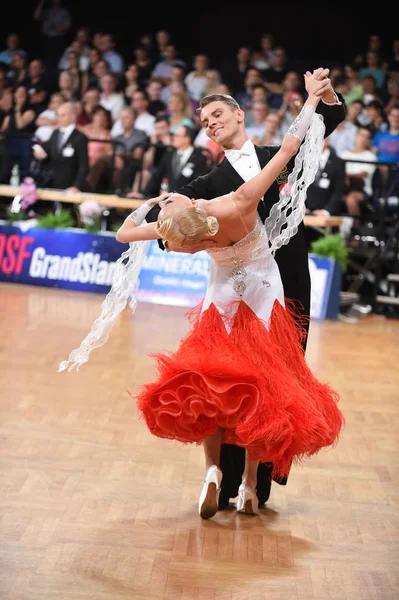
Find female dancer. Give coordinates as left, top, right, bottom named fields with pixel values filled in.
left=59, top=75, right=344, bottom=519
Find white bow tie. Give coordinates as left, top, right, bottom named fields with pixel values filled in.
left=225, top=147, right=254, bottom=163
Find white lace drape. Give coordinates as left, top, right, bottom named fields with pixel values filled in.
left=58, top=239, right=150, bottom=372
left=264, top=112, right=325, bottom=255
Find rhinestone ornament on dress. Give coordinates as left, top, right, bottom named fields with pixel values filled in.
left=232, top=258, right=247, bottom=297
left=208, top=220, right=265, bottom=299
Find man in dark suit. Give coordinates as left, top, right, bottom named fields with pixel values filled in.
left=305, top=137, right=346, bottom=217
left=146, top=68, right=346, bottom=510
left=128, top=124, right=209, bottom=199
left=33, top=101, right=89, bottom=193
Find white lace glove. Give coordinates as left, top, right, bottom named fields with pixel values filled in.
left=287, top=105, right=316, bottom=141
left=127, top=193, right=170, bottom=225
left=127, top=200, right=153, bottom=225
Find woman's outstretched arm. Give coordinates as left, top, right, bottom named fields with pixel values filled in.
left=233, top=90, right=322, bottom=214
left=115, top=193, right=170, bottom=244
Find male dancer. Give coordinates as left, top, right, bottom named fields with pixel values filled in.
left=146, top=68, right=346, bottom=509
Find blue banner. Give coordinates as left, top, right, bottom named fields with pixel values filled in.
left=137, top=241, right=209, bottom=306
left=0, top=223, right=210, bottom=305
left=0, top=222, right=125, bottom=294
left=0, top=223, right=340, bottom=319
left=309, top=255, right=341, bottom=320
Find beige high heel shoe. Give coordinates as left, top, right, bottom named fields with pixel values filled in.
left=236, top=480, right=259, bottom=515
left=198, top=465, right=222, bottom=519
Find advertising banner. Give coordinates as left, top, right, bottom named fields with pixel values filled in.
left=309, top=254, right=341, bottom=320
left=0, top=223, right=123, bottom=294
left=137, top=241, right=209, bottom=306
left=0, top=223, right=340, bottom=319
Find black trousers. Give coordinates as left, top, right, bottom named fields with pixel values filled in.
left=218, top=445, right=287, bottom=508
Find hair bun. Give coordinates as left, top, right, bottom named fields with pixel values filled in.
left=206, top=216, right=219, bottom=236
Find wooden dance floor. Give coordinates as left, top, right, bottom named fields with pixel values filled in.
left=1, top=282, right=398, bottom=600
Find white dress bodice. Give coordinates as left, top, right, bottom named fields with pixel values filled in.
left=202, top=218, right=285, bottom=328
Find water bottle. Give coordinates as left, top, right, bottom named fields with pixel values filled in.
left=10, top=164, right=20, bottom=187
left=160, top=177, right=169, bottom=193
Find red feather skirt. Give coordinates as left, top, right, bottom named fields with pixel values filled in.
left=133, top=299, right=344, bottom=479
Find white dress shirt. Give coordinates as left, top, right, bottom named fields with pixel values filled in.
left=34, top=109, right=56, bottom=142
left=177, top=146, right=194, bottom=166
left=340, top=149, right=376, bottom=196
left=58, top=123, right=75, bottom=147
left=100, top=92, right=126, bottom=122
left=33, top=123, right=75, bottom=159
left=111, top=112, right=155, bottom=138
left=318, top=147, right=330, bottom=172
left=224, top=139, right=261, bottom=182
left=328, top=121, right=357, bottom=158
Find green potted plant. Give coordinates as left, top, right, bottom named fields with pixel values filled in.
left=309, top=233, right=349, bottom=320
left=310, top=233, right=348, bottom=272
left=36, top=209, right=75, bottom=229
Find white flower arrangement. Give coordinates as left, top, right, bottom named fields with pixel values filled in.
left=78, top=200, right=103, bottom=230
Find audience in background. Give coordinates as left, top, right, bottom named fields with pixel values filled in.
left=146, top=78, right=166, bottom=116
left=372, top=104, right=399, bottom=164
left=262, top=112, right=283, bottom=146
left=24, top=58, right=49, bottom=114
left=0, top=33, right=25, bottom=68
left=58, top=26, right=91, bottom=73
left=127, top=124, right=208, bottom=199
left=99, top=73, right=125, bottom=123
left=1, top=23, right=399, bottom=232
left=163, top=91, right=195, bottom=133
left=6, top=51, right=29, bottom=90
left=184, top=53, right=209, bottom=102
left=34, top=91, right=65, bottom=142
left=341, top=126, right=377, bottom=216
left=305, top=137, right=346, bottom=218
left=131, top=114, right=172, bottom=193
left=80, top=105, right=112, bottom=167
left=32, top=100, right=89, bottom=194
left=87, top=106, right=148, bottom=193
left=33, top=0, right=72, bottom=68
left=1, top=85, right=36, bottom=137
left=245, top=100, right=269, bottom=141
left=1, top=85, right=36, bottom=177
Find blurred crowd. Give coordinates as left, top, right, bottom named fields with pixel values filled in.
left=0, top=6, right=399, bottom=223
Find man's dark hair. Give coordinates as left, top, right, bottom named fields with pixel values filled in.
left=350, top=99, right=365, bottom=108
left=155, top=115, right=170, bottom=125
left=177, top=125, right=196, bottom=144
left=366, top=100, right=384, bottom=113
left=357, top=125, right=373, bottom=136
left=132, top=89, right=150, bottom=102
left=387, top=103, right=399, bottom=114
left=251, top=83, right=268, bottom=94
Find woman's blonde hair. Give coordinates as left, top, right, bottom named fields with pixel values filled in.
left=169, top=91, right=194, bottom=119
left=155, top=206, right=219, bottom=246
